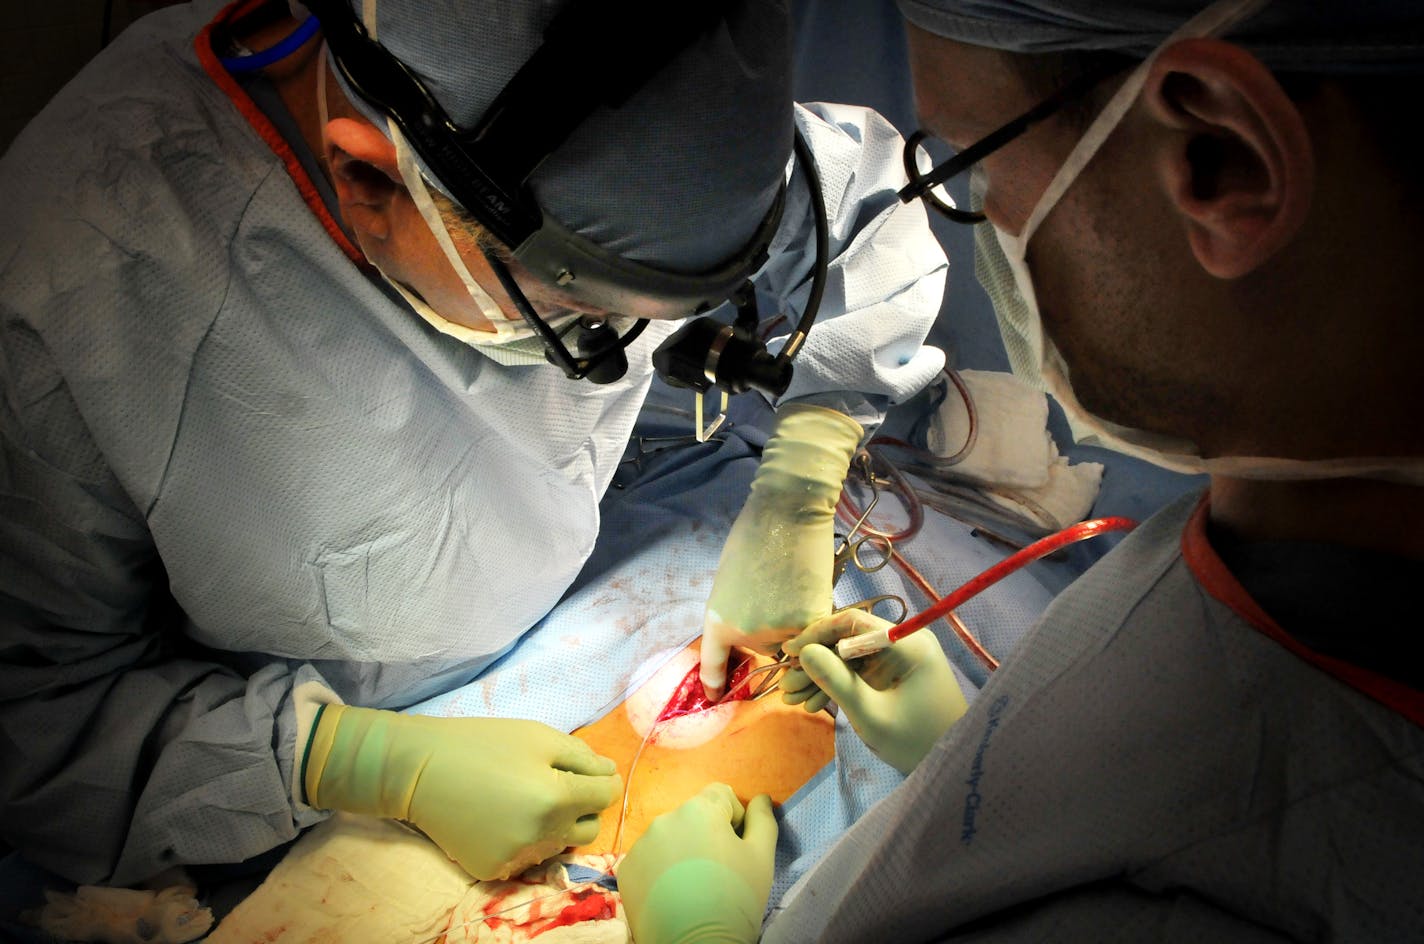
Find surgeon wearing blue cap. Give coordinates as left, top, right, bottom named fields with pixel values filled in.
left=0, top=0, right=949, bottom=887
left=619, top=1, right=1424, bottom=942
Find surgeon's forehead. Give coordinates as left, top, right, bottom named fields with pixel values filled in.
left=904, top=24, right=1031, bottom=148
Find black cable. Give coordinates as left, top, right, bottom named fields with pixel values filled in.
left=781, top=130, right=829, bottom=366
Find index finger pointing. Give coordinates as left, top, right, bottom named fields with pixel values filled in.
left=552, top=738, right=618, bottom=777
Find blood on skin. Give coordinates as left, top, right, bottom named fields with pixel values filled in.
left=655, top=651, right=754, bottom=723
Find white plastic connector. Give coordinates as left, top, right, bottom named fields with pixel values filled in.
left=835, top=626, right=893, bottom=661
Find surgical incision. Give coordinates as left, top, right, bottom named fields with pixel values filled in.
left=571, top=641, right=835, bottom=855
left=656, top=650, right=755, bottom=722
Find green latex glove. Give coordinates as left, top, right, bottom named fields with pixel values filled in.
left=700, top=404, right=863, bottom=700
left=781, top=609, right=968, bottom=775
left=302, top=704, right=621, bottom=880
left=619, top=783, right=777, bottom=944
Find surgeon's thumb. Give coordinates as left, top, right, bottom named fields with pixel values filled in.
left=798, top=644, right=868, bottom=716
left=740, top=794, right=778, bottom=859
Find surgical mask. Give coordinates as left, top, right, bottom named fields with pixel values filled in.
left=316, top=39, right=574, bottom=351
left=975, top=0, right=1424, bottom=486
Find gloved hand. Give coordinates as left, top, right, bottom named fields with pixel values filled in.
left=701, top=404, right=863, bottom=700
left=780, top=609, right=967, bottom=774
left=618, top=783, right=777, bottom=944
left=302, top=704, right=621, bottom=881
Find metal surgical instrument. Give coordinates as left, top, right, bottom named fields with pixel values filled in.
left=719, top=451, right=919, bottom=703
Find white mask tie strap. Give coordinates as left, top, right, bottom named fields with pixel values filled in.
left=1020, top=0, right=1270, bottom=246
left=358, top=0, right=509, bottom=326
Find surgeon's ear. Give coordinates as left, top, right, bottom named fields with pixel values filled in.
left=324, top=117, right=403, bottom=242
left=1141, top=38, right=1313, bottom=279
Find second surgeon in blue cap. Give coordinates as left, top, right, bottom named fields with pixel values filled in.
left=620, top=1, right=1424, bottom=941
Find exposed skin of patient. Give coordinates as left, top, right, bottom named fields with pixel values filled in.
left=572, top=642, right=836, bottom=855
left=205, top=641, right=835, bottom=942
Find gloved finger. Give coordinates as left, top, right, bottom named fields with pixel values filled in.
left=699, top=634, right=731, bottom=702
left=800, top=690, right=831, bottom=714
left=780, top=676, right=832, bottom=712
left=740, top=626, right=799, bottom=655
left=832, top=608, right=898, bottom=638
left=495, top=845, right=556, bottom=882
left=565, top=812, right=604, bottom=848
left=550, top=737, right=618, bottom=778
left=777, top=666, right=814, bottom=696
left=798, top=643, right=871, bottom=717
left=555, top=768, right=623, bottom=815
left=693, top=782, right=747, bottom=832
left=780, top=684, right=819, bottom=705
left=858, top=651, right=920, bottom=692
left=786, top=683, right=831, bottom=711
left=780, top=654, right=833, bottom=709
left=781, top=626, right=827, bottom=659
left=783, top=610, right=866, bottom=658
left=739, top=794, right=778, bottom=856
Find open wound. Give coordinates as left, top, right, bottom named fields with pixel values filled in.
left=656, top=651, right=754, bottom=723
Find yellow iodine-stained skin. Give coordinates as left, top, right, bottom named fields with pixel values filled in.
left=572, top=642, right=835, bottom=856
left=208, top=642, right=833, bottom=943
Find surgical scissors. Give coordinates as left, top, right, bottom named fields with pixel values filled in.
left=729, top=590, right=910, bottom=704
left=836, top=446, right=925, bottom=546
left=738, top=653, right=796, bottom=701
left=833, top=449, right=920, bottom=593
left=832, top=453, right=884, bottom=580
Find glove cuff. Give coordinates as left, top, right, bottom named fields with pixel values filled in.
left=301, top=702, right=345, bottom=809
left=751, top=405, right=863, bottom=506
left=303, top=704, right=412, bottom=819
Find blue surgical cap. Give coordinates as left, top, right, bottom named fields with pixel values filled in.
left=897, top=0, right=1424, bottom=74
left=333, top=0, right=793, bottom=273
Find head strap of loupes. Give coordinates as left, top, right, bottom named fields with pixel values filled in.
left=305, top=0, right=826, bottom=394
left=897, top=0, right=1424, bottom=73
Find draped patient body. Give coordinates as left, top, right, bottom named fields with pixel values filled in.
left=209, top=642, right=835, bottom=942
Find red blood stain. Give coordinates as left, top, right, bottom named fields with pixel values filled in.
left=477, top=878, right=619, bottom=936
left=655, top=651, right=753, bottom=723
left=482, top=889, right=514, bottom=916
left=530, top=889, right=618, bottom=937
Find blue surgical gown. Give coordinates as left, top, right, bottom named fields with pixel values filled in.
left=764, top=492, right=1424, bottom=942
left=0, top=0, right=947, bottom=884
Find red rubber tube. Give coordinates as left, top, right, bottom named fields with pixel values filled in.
left=887, top=516, right=1140, bottom=645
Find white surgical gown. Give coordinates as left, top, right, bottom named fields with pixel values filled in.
left=766, top=490, right=1424, bottom=942
left=0, top=0, right=947, bottom=884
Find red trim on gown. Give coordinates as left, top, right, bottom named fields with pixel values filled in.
left=1182, top=493, right=1423, bottom=728
left=195, top=0, right=366, bottom=267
